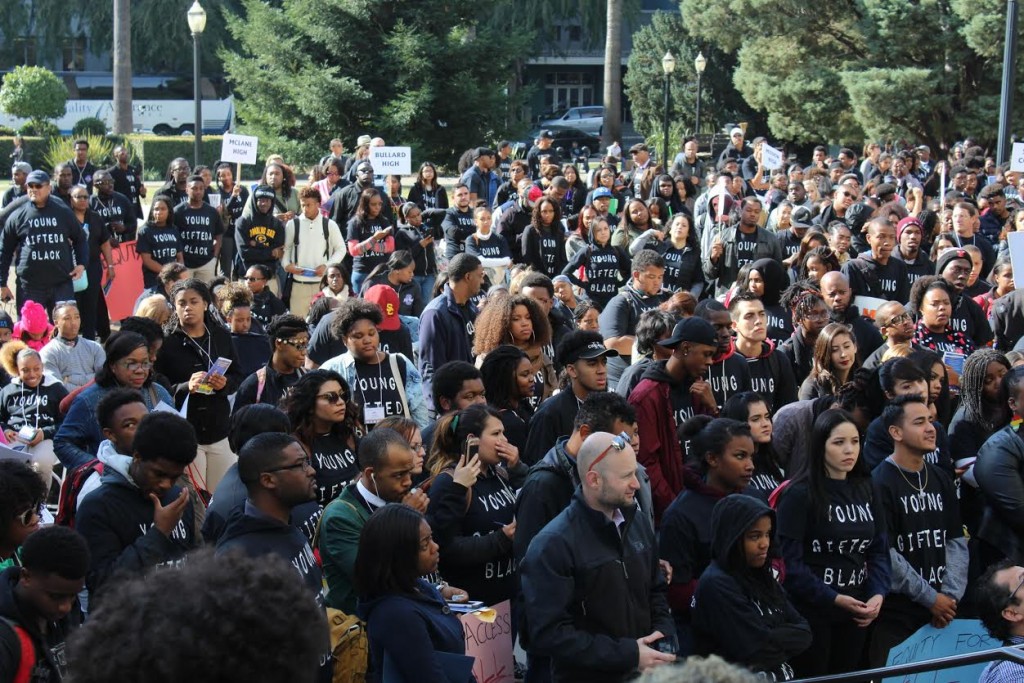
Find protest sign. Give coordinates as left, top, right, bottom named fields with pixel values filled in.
left=369, top=147, right=412, bottom=175
left=761, top=143, right=784, bottom=170
left=853, top=295, right=889, bottom=320
left=460, top=600, right=514, bottom=683
left=220, top=133, right=259, bottom=165
left=102, top=240, right=145, bottom=321
left=883, top=619, right=1000, bottom=683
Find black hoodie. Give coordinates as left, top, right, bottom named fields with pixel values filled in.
left=234, top=206, right=285, bottom=269
left=751, top=259, right=794, bottom=347
left=562, top=240, right=630, bottom=310
left=0, top=565, right=81, bottom=681
left=692, top=496, right=811, bottom=680
left=737, top=339, right=797, bottom=414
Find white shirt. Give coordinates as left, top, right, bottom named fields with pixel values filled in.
left=281, top=213, right=345, bottom=282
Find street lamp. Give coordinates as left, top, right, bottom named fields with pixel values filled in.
left=187, top=1, right=207, bottom=167
left=661, top=51, right=676, bottom=170
left=997, top=0, right=1019, bottom=165
left=694, top=52, right=707, bottom=136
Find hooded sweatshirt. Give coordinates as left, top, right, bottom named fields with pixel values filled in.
left=0, top=564, right=81, bottom=681
left=234, top=204, right=285, bottom=268
left=707, top=339, right=752, bottom=410
left=0, top=197, right=89, bottom=289
left=751, top=258, right=793, bottom=347
left=0, top=373, right=68, bottom=440
left=737, top=339, right=797, bottom=413
left=692, top=496, right=811, bottom=680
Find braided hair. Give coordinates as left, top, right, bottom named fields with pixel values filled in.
left=781, top=280, right=824, bottom=327
left=960, top=349, right=1012, bottom=431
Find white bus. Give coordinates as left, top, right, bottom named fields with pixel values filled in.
left=0, top=72, right=234, bottom=136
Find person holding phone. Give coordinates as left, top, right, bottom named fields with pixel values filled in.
left=347, top=188, right=394, bottom=295
left=155, top=278, right=243, bottom=496
left=425, top=403, right=526, bottom=608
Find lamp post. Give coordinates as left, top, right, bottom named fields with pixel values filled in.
left=187, top=1, right=207, bottom=167
left=997, top=0, right=1018, bottom=165
left=661, top=51, right=675, bottom=170
left=694, top=52, right=707, bottom=136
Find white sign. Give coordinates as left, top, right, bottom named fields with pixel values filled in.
left=853, top=295, right=889, bottom=321
left=369, top=146, right=412, bottom=175
left=761, top=143, right=784, bottom=170
left=220, top=133, right=259, bottom=165
left=1008, top=232, right=1024, bottom=285
left=1012, top=142, right=1024, bottom=172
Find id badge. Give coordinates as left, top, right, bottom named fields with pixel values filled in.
left=364, top=403, right=386, bottom=424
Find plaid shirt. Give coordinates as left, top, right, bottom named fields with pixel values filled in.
left=980, top=637, right=1024, bottom=683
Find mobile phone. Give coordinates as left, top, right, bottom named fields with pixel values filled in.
left=464, top=436, right=480, bottom=462
left=651, top=635, right=679, bottom=655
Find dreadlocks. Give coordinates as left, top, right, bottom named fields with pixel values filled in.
left=960, top=349, right=1011, bottom=431
left=781, top=280, right=824, bottom=327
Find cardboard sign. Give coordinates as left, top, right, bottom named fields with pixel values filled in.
left=1012, top=142, right=1024, bottom=173
left=1008, top=232, right=1024, bottom=286
left=883, top=619, right=1000, bottom=683
left=368, top=146, right=412, bottom=176
left=853, top=295, right=889, bottom=320
left=102, top=240, right=146, bottom=322
left=761, top=143, right=784, bottom=171
left=460, top=600, right=514, bottom=683
left=220, top=133, right=259, bottom=165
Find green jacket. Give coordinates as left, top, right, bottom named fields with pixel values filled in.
left=318, top=484, right=372, bottom=613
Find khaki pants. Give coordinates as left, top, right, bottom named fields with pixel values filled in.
left=191, top=257, right=218, bottom=285
left=189, top=437, right=236, bottom=495
left=289, top=281, right=321, bottom=318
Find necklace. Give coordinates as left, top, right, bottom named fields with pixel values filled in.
left=894, top=459, right=928, bottom=494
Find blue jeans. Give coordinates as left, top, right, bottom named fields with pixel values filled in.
left=351, top=271, right=367, bottom=296
left=400, top=315, right=420, bottom=344
left=414, top=274, right=436, bottom=303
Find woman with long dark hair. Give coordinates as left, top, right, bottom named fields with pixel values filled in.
left=560, top=163, right=587, bottom=217
left=281, top=369, right=362, bottom=506
left=55, top=331, right=174, bottom=470
left=612, top=198, right=656, bottom=250
left=799, top=323, right=860, bottom=400
left=346, top=188, right=395, bottom=294
left=135, top=195, right=183, bottom=290
left=243, top=161, right=298, bottom=221
left=721, top=392, right=784, bottom=501
left=521, top=197, right=567, bottom=278
left=425, top=403, right=525, bottom=607
left=155, top=278, right=243, bottom=494
left=910, top=276, right=976, bottom=357
left=775, top=409, right=889, bottom=677
left=562, top=217, right=631, bottom=310
left=361, top=250, right=424, bottom=319
left=394, top=202, right=441, bottom=304
left=406, top=161, right=449, bottom=211
left=478, top=345, right=534, bottom=454
left=355, top=504, right=469, bottom=682
left=630, top=213, right=703, bottom=299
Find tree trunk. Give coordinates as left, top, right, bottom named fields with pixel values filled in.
left=112, top=0, right=133, bottom=134
left=602, top=0, right=622, bottom=150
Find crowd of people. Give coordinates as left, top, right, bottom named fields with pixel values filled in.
left=4, top=128, right=1024, bottom=682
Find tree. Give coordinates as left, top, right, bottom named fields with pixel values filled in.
left=112, top=0, right=132, bottom=134
left=222, top=0, right=533, bottom=167
left=602, top=0, right=623, bottom=147
left=0, top=66, right=68, bottom=129
left=623, top=11, right=760, bottom=150
left=678, top=0, right=1024, bottom=149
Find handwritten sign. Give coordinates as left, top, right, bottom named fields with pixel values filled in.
left=369, top=146, right=412, bottom=176
left=761, top=143, right=784, bottom=171
left=220, top=133, right=259, bottom=165
left=1012, top=142, right=1024, bottom=173
left=460, top=600, right=514, bottom=683
left=102, top=240, right=145, bottom=322
left=1008, top=233, right=1024, bottom=288
left=883, top=619, right=1000, bottom=683
left=853, top=295, right=889, bottom=320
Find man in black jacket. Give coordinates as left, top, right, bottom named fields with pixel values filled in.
left=936, top=247, right=994, bottom=348
left=0, top=526, right=90, bottom=681
left=521, top=431, right=676, bottom=682
left=841, top=217, right=909, bottom=303
left=76, top=411, right=199, bottom=601
left=819, top=271, right=884, bottom=358
left=522, top=331, right=618, bottom=465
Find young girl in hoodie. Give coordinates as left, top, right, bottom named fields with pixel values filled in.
left=692, top=495, right=812, bottom=681
left=659, top=417, right=756, bottom=655
left=0, top=341, right=69, bottom=492
left=721, top=392, right=785, bottom=502
left=12, top=301, right=54, bottom=352
left=561, top=218, right=630, bottom=310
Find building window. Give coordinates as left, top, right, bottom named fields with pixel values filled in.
left=13, top=38, right=37, bottom=67
left=62, top=36, right=87, bottom=71
left=543, top=72, right=595, bottom=111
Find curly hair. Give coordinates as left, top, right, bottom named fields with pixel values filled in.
left=781, top=281, right=825, bottom=326
left=21, top=525, right=90, bottom=579
left=0, top=340, right=34, bottom=378
left=330, top=297, right=383, bottom=342
left=908, top=276, right=953, bottom=317
left=799, top=245, right=841, bottom=281
left=217, top=281, right=254, bottom=319
left=531, top=197, right=562, bottom=231
left=472, top=291, right=551, bottom=357
left=280, top=369, right=361, bottom=451
left=67, top=549, right=325, bottom=683
left=479, top=345, right=530, bottom=411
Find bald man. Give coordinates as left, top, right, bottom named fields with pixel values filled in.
left=521, top=432, right=677, bottom=682
left=819, top=271, right=884, bottom=358
left=862, top=301, right=919, bottom=370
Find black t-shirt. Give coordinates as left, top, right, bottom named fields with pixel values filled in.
left=90, top=191, right=136, bottom=242
left=310, top=431, right=359, bottom=506
left=873, top=459, right=962, bottom=609
left=777, top=479, right=882, bottom=602
left=352, top=356, right=406, bottom=427
left=658, top=243, right=701, bottom=294
left=598, top=288, right=666, bottom=388
left=135, top=222, right=183, bottom=288
left=777, top=230, right=803, bottom=259
left=736, top=229, right=758, bottom=269
left=174, top=202, right=224, bottom=268
left=346, top=215, right=392, bottom=274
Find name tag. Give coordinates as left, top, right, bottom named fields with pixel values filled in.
left=364, top=403, right=386, bottom=424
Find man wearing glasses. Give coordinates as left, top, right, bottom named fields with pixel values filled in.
left=0, top=170, right=88, bottom=315
left=863, top=301, right=919, bottom=370
left=90, top=168, right=136, bottom=243
left=976, top=561, right=1024, bottom=682
left=521, top=431, right=677, bottom=682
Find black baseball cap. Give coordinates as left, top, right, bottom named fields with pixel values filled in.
left=657, top=318, right=718, bottom=349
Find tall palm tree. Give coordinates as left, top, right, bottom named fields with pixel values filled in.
left=112, top=0, right=132, bottom=134
left=602, top=0, right=622, bottom=148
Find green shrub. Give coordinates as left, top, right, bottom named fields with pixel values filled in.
left=44, top=134, right=115, bottom=172
left=0, top=136, right=44, bottom=168
left=19, top=120, right=60, bottom=139
left=0, top=125, right=15, bottom=136
left=72, top=117, right=108, bottom=137
left=0, top=66, right=67, bottom=125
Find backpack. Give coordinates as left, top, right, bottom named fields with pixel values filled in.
left=0, top=617, right=36, bottom=683
left=55, top=459, right=104, bottom=528
left=283, top=216, right=333, bottom=303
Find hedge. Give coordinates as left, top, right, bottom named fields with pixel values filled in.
left=0, top=135, right=266, bottom=179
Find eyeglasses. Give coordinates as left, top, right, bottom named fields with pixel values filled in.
left=317, top=391, right=348, bottom=404
left=55, top=300, right=77, bottom=308
left=806, top=312, right=830, bottom=322
left=1005, top=573, right=1024, bottom=609
left=26, top=183, right=44, bottom=189
left=277, top=338, right=309, bottom=351
left=264, top=458, right=313, bottom=474
left=587, top=431, right=632, bottom=474
left=118, top=359, right=153, bottom=372
left=71, top=194, right=89, bottom=200
left=884, top=312, right=911, bottom=327
left=244, top=276, right=265, bottom=282
left=16, top=501, right=43, bottom=526
left=409, top=441, right=425, bottom=453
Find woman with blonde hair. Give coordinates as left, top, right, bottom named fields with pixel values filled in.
left=135, top=294, right=171, bottom=327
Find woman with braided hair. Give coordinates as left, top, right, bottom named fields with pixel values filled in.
left=949, top=349, right=1012, bottom=536
left=779, top=282, right=830, bottom=386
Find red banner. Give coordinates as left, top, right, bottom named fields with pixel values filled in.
left=102, top=240, right=146, bottom=322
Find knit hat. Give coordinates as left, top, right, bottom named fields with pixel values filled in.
left=896, top=216, right=922, bottom=243
left=0, top=310, right=12, bottom=331
left=19, top=301, right=49, bottom=335
left=253, top=185, right=276, bottom=201
left=935, top=247, right=971, bottom=276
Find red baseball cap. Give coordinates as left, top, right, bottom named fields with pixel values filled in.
left=364, top=285, right=401, bottom=331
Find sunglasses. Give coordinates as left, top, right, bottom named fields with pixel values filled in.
left=277, top=338, right=309, bottom=351
left=71, top=194, right=89, bottom=200
left=317, top=391, right=348, bottom=405
left=587, top=431, right=633, bottom=473
left=27, top=183, right=44, bottom=189
left=244, top=276, right=265, bottom=282
left=17, top=501, right=43, bottom=526
left=884, top=312, right=911, bottom=327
